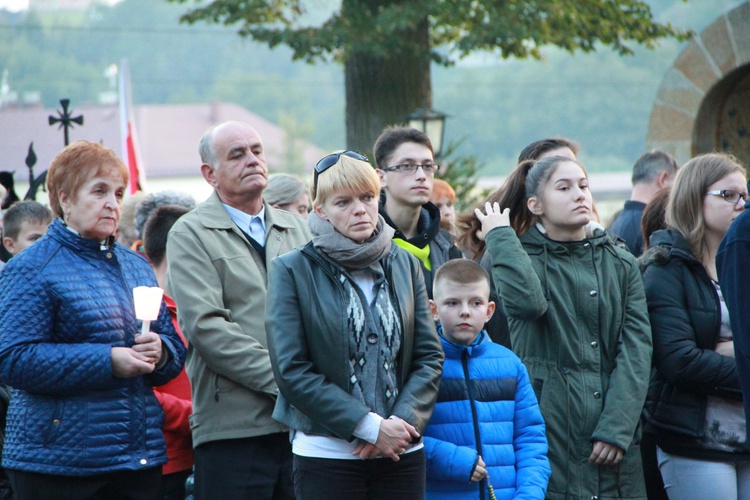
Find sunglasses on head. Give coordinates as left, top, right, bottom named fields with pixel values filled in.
left=312, top=150, right=369, bottom=198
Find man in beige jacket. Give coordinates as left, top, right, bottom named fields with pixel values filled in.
left=167, top=121, right=311, bottom=499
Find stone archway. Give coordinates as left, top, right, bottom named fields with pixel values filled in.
left=646, top=1, right=750, bottom=168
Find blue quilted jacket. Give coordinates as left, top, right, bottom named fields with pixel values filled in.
left=424, top=330, right=550, bottom=500
left=0, top=219, right=186, bottom=476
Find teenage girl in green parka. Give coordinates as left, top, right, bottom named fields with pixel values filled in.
left=474, top=156, right=652, bottom=499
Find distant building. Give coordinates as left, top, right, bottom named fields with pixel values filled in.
left=0, top=101, right=326, bottom=183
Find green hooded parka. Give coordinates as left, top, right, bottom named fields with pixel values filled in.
left=486, top=224, right=652, bottom=500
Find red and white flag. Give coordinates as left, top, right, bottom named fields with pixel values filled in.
left=118, top=58, right=145, bottom=195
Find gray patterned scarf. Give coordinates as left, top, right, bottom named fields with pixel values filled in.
left=308, top=212, right=395, bottom=269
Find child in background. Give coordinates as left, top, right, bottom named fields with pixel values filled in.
left=1, top=202, right=50, bottom=496
left=425, top=259, right=550, bottom=499
left=1, top=201, right=51, bottom=257
left=142, top=205, right=194, bottom=500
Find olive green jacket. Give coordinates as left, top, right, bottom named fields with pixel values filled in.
left=486, top=224, right=652, bottom=500
left=166, top=191, right=311, bottom=447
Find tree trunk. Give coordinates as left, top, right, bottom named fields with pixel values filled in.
left=343, top=1, right=431, bottom=156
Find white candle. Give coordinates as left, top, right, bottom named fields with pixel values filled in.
left=133, top=286, right=164, bottom=335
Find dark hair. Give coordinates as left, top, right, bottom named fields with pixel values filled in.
left=458, top=138, right=579, bottom=260
left=142, top=204, right=190, bottom=266
left=505, top=156, right=587, bottom=235
left=631, top=150, right=679, bottom=185
left=2, top=201, right=52, bottom=240
left=373, top=126, right=433, bottom=170
left=517, top=137, right=579, bottom=163
left=641, top=188, right=670, bottom=251
left=135, top=191, right=195, bottom=239
left=457, top=156, right=586, bottom=258
left=0, top=172, right=20, bottom=210
left=433, top=259, right=490, bottom=293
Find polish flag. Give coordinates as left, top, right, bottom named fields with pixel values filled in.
left=118, top=58, right=145, bottom=195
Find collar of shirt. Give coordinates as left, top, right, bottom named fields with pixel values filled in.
left=223, top=203, right=267, bottom=242
left=63, top=221, right=115, bottom=250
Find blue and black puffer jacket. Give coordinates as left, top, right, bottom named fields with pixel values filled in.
left=424, top=329, right=550, bottom=500
left=0, top=219, right=186, bottom=476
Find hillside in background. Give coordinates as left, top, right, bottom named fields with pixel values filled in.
left=0, top=0, right=742, bottom=176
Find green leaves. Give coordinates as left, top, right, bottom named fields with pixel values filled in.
left=167, top=0, right=689, bottom=65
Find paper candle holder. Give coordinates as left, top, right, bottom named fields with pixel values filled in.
left=133, top=286, right=164, bottom=335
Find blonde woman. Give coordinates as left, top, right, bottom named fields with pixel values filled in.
left=266, top=151, right=443, bottom=499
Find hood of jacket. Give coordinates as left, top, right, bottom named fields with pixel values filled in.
left=519, top=223, right=625, bottom=301
left=379, top=192, right=441, bottom=250
left=638, top=228, right=699, bottom=274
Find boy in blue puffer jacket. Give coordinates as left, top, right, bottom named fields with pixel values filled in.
left=425, top=259, right=550, bottom=500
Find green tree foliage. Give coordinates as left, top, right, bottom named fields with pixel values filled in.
left=168, top=0, right=689, bottom=153
left=437, top=139, right=488, bottom=212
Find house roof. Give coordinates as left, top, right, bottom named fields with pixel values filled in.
left=0, top=101, right=326, bottom=182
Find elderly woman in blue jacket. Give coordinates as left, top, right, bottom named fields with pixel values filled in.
left=0, top=141, right=186, bottom=500
left=266, top=151, right=444, bottom=499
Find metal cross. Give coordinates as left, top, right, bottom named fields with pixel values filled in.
left=48, top=98, right=84, bottom=146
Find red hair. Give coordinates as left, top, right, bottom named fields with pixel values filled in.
left=431, top=179, right=456, bottom=203
left=47, top=141, right=128, bottom=218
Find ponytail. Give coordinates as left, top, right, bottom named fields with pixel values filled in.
left=457, top=155, right=581, bottom=258
left=498, top=160, right=537, bottom=235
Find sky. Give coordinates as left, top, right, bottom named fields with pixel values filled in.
left=0, top=0, right=27, bottom=11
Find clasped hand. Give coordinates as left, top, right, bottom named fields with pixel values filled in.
left=111, top=332, right=163, bottom=378
left=471, top=456, right=487, bottom=482
left=352, top=417, right=421, bottom=461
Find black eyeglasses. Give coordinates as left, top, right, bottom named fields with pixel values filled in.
left=312, top=150, right=369, bottom=198
left=706, top=189, right=748, bottom=204
left=381, top=163, right=440, bottom=174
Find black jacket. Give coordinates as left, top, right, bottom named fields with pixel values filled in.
left=266, top=241, right=444, bottom=440
left=641, top=229, right=742, bottom=443
left=379, top=196, right=461, bottom=299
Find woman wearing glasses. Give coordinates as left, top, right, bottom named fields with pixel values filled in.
left=265, top=151, right=443, bottom=499
left=641, top=153, right=750, bottom=499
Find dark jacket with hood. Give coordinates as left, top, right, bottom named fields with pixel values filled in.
left=641, top=228, right=746, bottom=460
left=379, top=195, right=461, bottom=299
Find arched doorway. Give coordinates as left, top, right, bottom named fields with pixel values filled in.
left=646, top=1, right=750, bottom=168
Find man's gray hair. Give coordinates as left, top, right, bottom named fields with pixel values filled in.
left=632, top=150, right=680, bottom=185
left=198, top=126, right=217, bottom=167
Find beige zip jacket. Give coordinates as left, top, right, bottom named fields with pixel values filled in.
left=166, top=191, right=311, bottom=447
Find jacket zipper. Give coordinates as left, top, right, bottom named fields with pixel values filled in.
left=462, top=349, right=486, bottom=500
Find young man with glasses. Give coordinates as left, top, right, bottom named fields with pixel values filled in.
left=373, top=126, right=462, bottom=298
